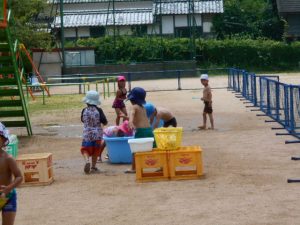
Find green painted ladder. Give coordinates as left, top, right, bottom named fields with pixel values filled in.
left=0, top=4, right=32, bottom=135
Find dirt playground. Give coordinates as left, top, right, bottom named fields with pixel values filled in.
left=8, top=74, right=300, bottom=225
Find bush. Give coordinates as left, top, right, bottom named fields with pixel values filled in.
left=75, top=37, right=300, bottom=70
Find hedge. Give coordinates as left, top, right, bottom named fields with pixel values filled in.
left=73, top=37, right=300, bottom=70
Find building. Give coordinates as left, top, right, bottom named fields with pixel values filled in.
left=50, top=0, right=224, bottom=40
left=276, top=0, right=300, bottom=39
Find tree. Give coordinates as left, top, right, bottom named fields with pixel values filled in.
left=212, top=0, right=285, bottom=40
left=10, top=0, right=52, bottom=49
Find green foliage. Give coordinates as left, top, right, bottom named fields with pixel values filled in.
left=74, top=37, right=300, bottom=70
left=212, top=0, right=285, bottom=41
left=11, top=0, right=52, bottom=49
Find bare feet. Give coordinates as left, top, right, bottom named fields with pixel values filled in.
left=198, top=126, right=206, bottom=130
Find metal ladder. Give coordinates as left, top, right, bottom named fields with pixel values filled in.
left=0, top=3, right=32, bottom=135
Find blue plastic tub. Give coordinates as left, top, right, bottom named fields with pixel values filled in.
left=103, top=136, right=134, bottom=164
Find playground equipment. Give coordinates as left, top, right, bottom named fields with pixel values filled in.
left=0, top=0, right=32, bottom=135
left=18, top=44, right=50, bottom=98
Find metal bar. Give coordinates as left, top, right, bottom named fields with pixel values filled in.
left=287, top=179, right=300, bottom=183
left=60, top=0, right=66, bottom=72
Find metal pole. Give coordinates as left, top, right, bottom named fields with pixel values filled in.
left=177, top=70, right=181, bottom=90
left=188, top=0, right=196, bottom=60
left=159, top=0, right=163, bottom=61
left=42, top=88, right=45, bottom=105
left=113, top=0, right=116, bottom=61
left=60, top=0, right=66, bottom=72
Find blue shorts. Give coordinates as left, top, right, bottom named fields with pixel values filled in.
left=2, top=189, right=17, bottom=212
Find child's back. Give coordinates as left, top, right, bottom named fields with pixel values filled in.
left=81, top=105, right=107, bottom=141
left=81, top=90, right=107, bottom=173
left=131, top=104, right=150, bottom=129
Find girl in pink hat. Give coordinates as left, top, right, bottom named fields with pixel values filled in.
left=112, top=75, right=128, bottom=125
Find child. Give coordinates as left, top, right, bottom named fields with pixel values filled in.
left=101, top=121, right=133, bottom=162
left=150, top=107, right=177, bottom=129
left=198, top=74, right=214, bottom=130
left=112, top=75, right=128, bottom=125
left=0, top=122, right=23, bottom=225
left=81, top=90, right=108, bottom=174
left=104, top=121, right=133, bottom=138
left=126, top=87, right=156, bottom=173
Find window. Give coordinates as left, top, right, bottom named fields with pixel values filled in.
left=175, top=26, right=203, bottom=38
left=131, top=25, right=147, bottom=36
left=90, top=26, right=105, bottom=38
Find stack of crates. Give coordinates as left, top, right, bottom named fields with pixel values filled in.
left=16, top=153, right=54, bottom=186
left=5, top=135, right=18, bottom=158
left=135, top=127, right=204, bottom=182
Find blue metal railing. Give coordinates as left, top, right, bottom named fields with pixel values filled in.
left=228, top=68, right=300, bottom=142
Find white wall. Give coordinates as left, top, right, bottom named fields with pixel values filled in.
left=147, top=24, right=159, bottom=34
left=78, top=27, right=90, bottom=38
left=32, top=52, right=62, bottom=78
left=162, top=16, right=174, bottom=34
left=118, top=26, right=133, bottom=35
left=194, top=14, right=202, bottom=27
left=64, top=28, right=76, bottom=38
left=203, top=15, right=212, bottom=33
left=175, top=15, right=187, bottom=27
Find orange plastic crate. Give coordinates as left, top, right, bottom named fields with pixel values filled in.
left=135, top=150, right=169, bottom=182
left=16, top=153, right=54, bottom=186
left=168, top=146, right=204, bottom=180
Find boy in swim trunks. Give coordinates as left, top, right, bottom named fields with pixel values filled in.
left=198, top=74, right=214, bottom=130
left=0, top=122, right=23, bottom=225
left=126, top=87, right=156, bottom=173
left=150, top=107, right=177, bottom=129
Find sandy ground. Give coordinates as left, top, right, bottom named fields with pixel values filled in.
left=7, top=74, right=300, bottom=225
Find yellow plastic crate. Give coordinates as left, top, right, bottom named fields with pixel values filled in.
left=135, top=150, right=169, bottom=182
left=168, top=146, right=204, bottom=180
left=153, top=127, right=183, bottom=150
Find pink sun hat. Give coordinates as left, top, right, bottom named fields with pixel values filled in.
left=118, top=121, right=133, bottom=136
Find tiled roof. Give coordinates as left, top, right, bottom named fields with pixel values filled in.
left=153, top=0, right=223, bottom=15
left=50, top=0, right=144, bottom=3
left=53, top=9, right=153, bottom=27
left=276, top=0, right=300, bottom=13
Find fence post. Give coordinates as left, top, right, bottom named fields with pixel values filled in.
left=275, top=82, right=280, bottom=121
left=127, top=73, right=132, bottom=91
left=79, top=84, right=82, bottom=94
left=103, top=81, right=106, bottom=99
left=266, top=79, right=270, bottom=116
left=290, top=86, right=295, bottom=133
left=42, top=88, right=45, bottom=105
left=237, top=70, right=241, bottom=92
left=253, top=74, right=257, bottom=106
left=177, top=70, right=182, bottom=90
left=106, top=79, right=110, bottom=97
left=113, top=78, right=116, bottom=95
